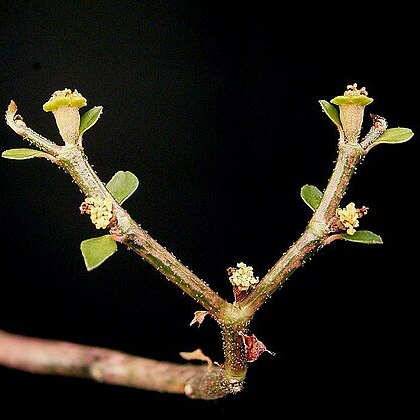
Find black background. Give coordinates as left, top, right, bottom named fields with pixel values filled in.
left=0, top=1, right=417, bottom=416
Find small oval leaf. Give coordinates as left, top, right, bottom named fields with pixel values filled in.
left=341, top=230, right=383, bottom=245
left=2, top=148, right=47, bottom=160
left=79, top=106, right=103, bottom=136
left=301, top=184, right=323, bottom=211
left=319, top=100, right=342, bottom=131
left=373, top=127, right=413, bottom=146
left=106, top=171, right=139, bottom=204
left=80, top=235, right=117, bottom=271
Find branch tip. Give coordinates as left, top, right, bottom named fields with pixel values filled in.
left=8, top=99, right=17, bottom=113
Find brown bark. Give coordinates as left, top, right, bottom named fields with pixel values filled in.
left=0, top=330, right=230, bottom=400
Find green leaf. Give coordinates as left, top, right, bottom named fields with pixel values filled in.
left=301, top=184, right=323, bottom=211
left=79, top=106, right=103, bottom=136
left=106, top=171, right=139, bottom=204
left=372, top=127, right=414, bottom=146
left=319, top=100, right=342, bottom=130
left=2, top=148, right=47, bottom=160
left=80, top=235, right=117, bottom=271
left=341, top=230, right=383, bottom=245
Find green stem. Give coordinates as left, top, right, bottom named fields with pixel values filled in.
left=5, top=101, right=60, bottom=156
left=113, top=206, right=227, bottom=313
left=312, top=143, right=364, bottom=223
left=58, top=146, right=108, bottom=197
left=220, top=324, right=248, bottom=391
left=242, top=143, right=364, bottom=314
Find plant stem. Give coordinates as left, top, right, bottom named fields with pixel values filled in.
left=242, top=143, right=364, bottom=314
left=58, top=146, right=227, bottom=314
left=0, top=329, right=230, bottom=400
left=6, top=102, right=227, bottom=314
left=221, top=324, right=248, bottom=384
left=312, top=143, right=363, bottom=223
left=5, top=101, right=60, bottom=156
left=113, top=206, right=227, bottom=313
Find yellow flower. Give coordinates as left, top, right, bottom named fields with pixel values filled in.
left=85, top=195, right=113, bottom=229
left=337, top=202, right=360, bottom=235
left=228, top=262, right=259, bottom=291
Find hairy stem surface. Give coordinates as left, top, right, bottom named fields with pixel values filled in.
left=242, top=144, right=364, bottom=313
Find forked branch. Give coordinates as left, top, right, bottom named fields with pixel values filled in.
left=1, top=85, right=413, bottom=399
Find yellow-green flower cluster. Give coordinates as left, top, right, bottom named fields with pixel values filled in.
left=337, top=202, right=360, bottom=235
left=228, top=262, right=259, bottom=291
left=85, top=195, right=113, bottom=229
